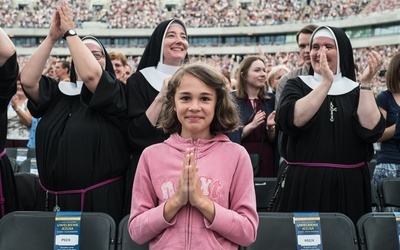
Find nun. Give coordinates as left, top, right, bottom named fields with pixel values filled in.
left=123, top=18, right=189, bottom=214
left=0, top=27, right=20, bottom=218
left=20, top=1, right=130, bottom=224
left=272, top=25, right=385, bottom=224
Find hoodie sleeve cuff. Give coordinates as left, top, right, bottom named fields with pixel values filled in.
left=204, top=202, right=233, bottom=235
left=147, top=201, right=177, bottom=233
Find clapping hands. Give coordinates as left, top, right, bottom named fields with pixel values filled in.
left=359, top=50, right=382, bottom=85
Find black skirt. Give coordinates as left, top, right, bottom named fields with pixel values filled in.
left=271, top=162, right=371, bottom=224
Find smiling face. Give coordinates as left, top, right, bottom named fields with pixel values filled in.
left=111, top=58, right=124, bottom=80
left=244, top=59, right=267, bottom=90
left=310, top=36, right=338, bottom=74
left=174, top=74, right=216, bottom=140
left=162, top=23, right=188, bottom=66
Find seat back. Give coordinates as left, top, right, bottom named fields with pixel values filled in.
left=117, top=214, right=149, bottom=250
left=0, top=211, right=116, bottom=250
left=246, top=212, right=358, bottom=250
left=18, top=158, right=31, bottom=173
left=13, top=173, right=46, bottom=211
left=377, top=177, right=400, bottom=209
left=368, top=159, right=377, bottom=179
left=27, top=147, right=36, bottom=158
left=8, top=157, right=19, bottom=173
left=5, top=147, right=17, bottom=159
left=370, top=180, right=380, bottom=211
left=5, top=147, right=35, bottom=163
left=253, top=177, right=276, bottom=212
left=356, top=212, right=399, bottom=250
left=18, top=158, right=37, bottom=173
left=249, top=154, right=260, bottom=176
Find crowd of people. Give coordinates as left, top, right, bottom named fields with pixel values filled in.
left=1, top=0, right=399, bottom=28
left=1, top=0, right=400, bottom=248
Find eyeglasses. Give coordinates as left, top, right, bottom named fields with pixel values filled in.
left=91, top=51, right=104, bottom=60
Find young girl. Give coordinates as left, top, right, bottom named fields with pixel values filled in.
left=128, top=62, right=258, bottom=249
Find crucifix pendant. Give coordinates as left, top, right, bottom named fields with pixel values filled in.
left=329, top=101, right=337, bottom=122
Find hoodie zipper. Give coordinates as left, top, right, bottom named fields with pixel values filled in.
left=186, top=204, right=192, bottom=249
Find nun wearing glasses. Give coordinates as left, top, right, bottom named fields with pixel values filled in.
left=20, top=1, right=129, bottom=224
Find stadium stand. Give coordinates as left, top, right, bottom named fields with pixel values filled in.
left=4, top=0, right=399, bottom=81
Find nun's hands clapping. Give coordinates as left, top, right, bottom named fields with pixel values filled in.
left=48, top=5, right=63, bottom=41
left=320, top=46, right=334, bottom=85
left=159, top=77, right=171, bottom=102
left=359, top=50, right=382, bottom=85
left=58, top=0, right=74, bottom=34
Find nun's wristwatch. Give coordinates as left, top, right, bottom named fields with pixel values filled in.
left=63, top=29, right=77, bottom=40
left=359, top=83, right=373, bottom=90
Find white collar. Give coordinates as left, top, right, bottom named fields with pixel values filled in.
left=299, top=73, right=358, bottom=95
left=140, top=62, right=180, bottom=91
left=58, top=81, right=83, bottom=96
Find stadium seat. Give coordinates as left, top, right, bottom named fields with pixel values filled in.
left=117, top=214, right=149, bottom=250
left=13, top=172, right=45, bottom=211
left=254, top=177, right=277, bottom=212
left=5, top=147, right=18, bottom=159
left=377, top=177, right=400, bottom=210
left=8, top=157, right=19, bottom=173
left=370, top=180, right=381, bottom=211
left=249, top=154, right=260, bottom=176
left=357, top=212, right=399, bottom=250
left=368, top=159, right=377, bottom=179
left=0, top=211, right=116, bottom=250
left=5, top=147, right=36, bottom=159
left=246, top=212, right=359, bottom=250
left=18, top=158, right=37, bottom=173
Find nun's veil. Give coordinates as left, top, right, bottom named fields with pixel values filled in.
left=308, top=26, right=356, bottom=81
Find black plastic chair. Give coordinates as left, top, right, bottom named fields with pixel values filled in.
left=8, top=157, right=19, bottom=173
left=18, top=158, right=37, bottom=173
left=370, top=180, right=381, bottom=211
left=13, top=172, right=45, bottom=211
left=117, top=214, right=149, bottom=250
left=5, top=147, right=36, bottom=159
left=253, top=177, right=277, bottom=212
left=377, top=177, right=400, bottom=210
left=0, top=211, right=116, bottom=250
left=357, top=212, right=399, bottom=250
left=246, top=212, right=359, bottom=250
left=368, top=159, right=377, bottom=179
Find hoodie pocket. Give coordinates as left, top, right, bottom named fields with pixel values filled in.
left=151, top=227, right=186, bottom=249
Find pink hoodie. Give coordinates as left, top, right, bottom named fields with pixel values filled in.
left=129, top=133, right=258, bottom=249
